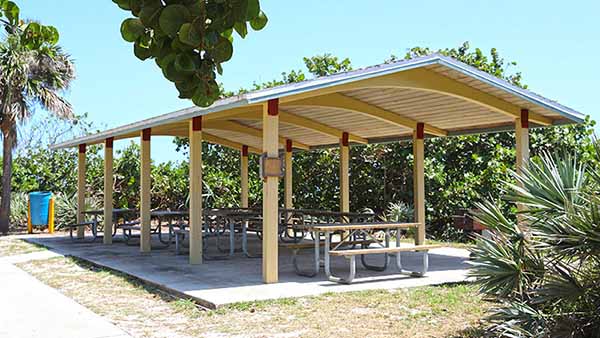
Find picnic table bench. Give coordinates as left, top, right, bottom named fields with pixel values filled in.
left=291, top=222, right=441, bottom=284
left=59, top=221, right=98, bottom=241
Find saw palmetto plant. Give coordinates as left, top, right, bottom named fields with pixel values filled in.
left=469, top=148, right=600, bottom=337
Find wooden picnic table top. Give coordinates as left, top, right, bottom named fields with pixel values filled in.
left=83, top=208, right=137, bottom=215
left=299, top=222, right=421, bottom=232
left=151, top=210, right=189, bottom=217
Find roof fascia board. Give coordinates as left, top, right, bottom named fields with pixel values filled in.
left=50, top=98, right=249, bottom=149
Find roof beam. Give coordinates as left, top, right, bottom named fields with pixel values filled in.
left=204, top=120, right=310, bottom=150
left=280, top=110, right=368, bottom=144
left=203, top=132, right=261, bottom=154
left=148, top=128, right=262, bottom=154
left=233, top=110, right=368, bottom=144
left=203, top=104, right=262, bottom=121
left=290, top=93, right=448, bottom=137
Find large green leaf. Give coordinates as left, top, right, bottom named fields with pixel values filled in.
left=41, top=26, right=59, bottom=45
left=230, top=0, right=248, bottom=22
left=22, top=22, right=42, bottom=49
left=178, top=22, right=202, bottom=47
left=250, top=10, right=268, bottom=31
left=212, top=36, right=233, bottom=63
left=120, top=18, right=145, bottom=42
left=175, top=80, right=197, bottom=99
left=234, top=21, right=247, bottom=38
left=139, top=2, right=162, bottom=27
left=134, top=42, right=152, bottom=60
left=192, top=80, right=219, bottom=107
left=246, top=0, right=260, bottom=20
left=159, top=4, right=190, bottom=37
left=2, top=1, right=19, bottom=24
left=174, top=53, right=197, bottom=73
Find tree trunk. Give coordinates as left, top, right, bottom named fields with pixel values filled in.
left=0, top=128, right=14, bottom=234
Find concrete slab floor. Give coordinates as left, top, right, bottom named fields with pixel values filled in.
left=25, top=234, right=471, bottom=309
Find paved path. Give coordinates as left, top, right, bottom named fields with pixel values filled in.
left=0, top=253, right=131, bottom=338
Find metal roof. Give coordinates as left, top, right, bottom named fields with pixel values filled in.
left=51, top=53, right=585, bottom=150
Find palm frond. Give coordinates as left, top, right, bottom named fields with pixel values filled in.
left=505, top=152, right=586, bottom=219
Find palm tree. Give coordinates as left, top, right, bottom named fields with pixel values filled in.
left=0, top=32, right=75, bottom=234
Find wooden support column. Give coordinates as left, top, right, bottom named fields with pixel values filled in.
left=103, top=138, right=114, bottom=245
left=241, top=146, right=249, bottom=208
left=262, top=99, right=279, bottom=283
left=515, top=109, right=530, bottom=176
left=284, top=140, right=293, bottom=210
left=516, top=109, right=530, bottom=219
left=340, top=132, right=350, bottom=219
left=140, top=128, right=151, bottom=253
left=413, top=123, right=426, bottom=245
left=189, top=116, right=203, bottom=264
left=77, top=144, right=86, bottom=239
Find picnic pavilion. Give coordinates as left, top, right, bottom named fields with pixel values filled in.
left=51, top=53, right=584, bottom=284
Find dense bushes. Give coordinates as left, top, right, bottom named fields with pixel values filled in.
left=470, top=150, right=600, bottom=337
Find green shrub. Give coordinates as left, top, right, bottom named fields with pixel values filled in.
left=470, top=150, right=600, bottom=337
left=9, top=192, right=28, bottom=227
left=54, top=192, right=102, bottom=227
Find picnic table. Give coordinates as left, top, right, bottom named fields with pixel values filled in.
left=288, top=222, right=439, bottom=284
left=119, top=209, right=192, bottom=248
left=172, top=208, right=261, bottom=259
left=63, top=208, right=137, bottom=241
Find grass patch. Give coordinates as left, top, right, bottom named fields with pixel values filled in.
left=17, top=255, right=488, bottom=338
left=0, top=237, right=46, bottom=257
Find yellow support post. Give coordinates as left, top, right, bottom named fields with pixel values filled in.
left=284, top=140, right=293, bottom=210
left=241, top=146, right=249, bottom=208
left=103, top=138, right=114, bottom=245
left=140, top=129, right=151, bottom=253
left=516, top=109, right=530, bottom=177
left=48, top=197, right=55, bottom=234
left=77, top=144, right=86, bottom=239
left=189, top=117, right=203, bottom=265
left=262, top=99, right=280, bottom=284
left=413, top=123, right=426, bottom=245
left=516, top=109, right=530, bottom=221
left=27, top=199, right=32, bottom=234
left=340, top=133, right=350, bottom=220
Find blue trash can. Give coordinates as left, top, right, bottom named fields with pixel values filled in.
left=29, top=192, right=52, bottom=226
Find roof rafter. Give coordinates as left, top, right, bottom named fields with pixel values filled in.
left=289, top=93, right=448, bottom=137
left=232, top=110, right=368, bottom=144
left=147, top=128, right=262, bottom=154
left=203, top=133, right=261, bottom=154
left=204, top=120, right=310, bottom=150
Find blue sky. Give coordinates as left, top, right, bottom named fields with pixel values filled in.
left=21, top=0, right=600, bottom=162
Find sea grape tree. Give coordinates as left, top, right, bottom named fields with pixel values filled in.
left=0, top=0, right=59, bottom=50
left=113, top=0, right=268, bottom=107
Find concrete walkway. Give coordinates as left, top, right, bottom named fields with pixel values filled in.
left=0, top=253, right=131, bottom=338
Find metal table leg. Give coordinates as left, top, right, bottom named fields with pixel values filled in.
left=324, top=230, right=357, bottom=284
left=360, top=229, right=389, bottom=271
left=292, top=230, right=320, bottom=277
left=229, top=220, right=235, bottom=256
left=394, top=230, right=429, bottom=277
left=242, top=219, right=261, bottom=258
